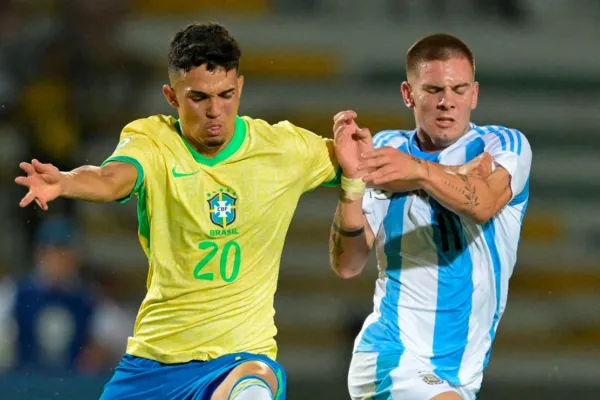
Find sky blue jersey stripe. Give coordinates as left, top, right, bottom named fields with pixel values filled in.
left=464, top=137, right=485, bottom=162
left=514, top=129, right=523, bottom=155
left=430, top=201, right=474, bottom=385
left=482, top=218, right=502, bottom=370
left=475, top=126, right=507, bottom=151
left=371, top=350, right=403, bottom=399
left=357, top=143, right=409, bottom=352
left=374, top=130, right=399, bottom=147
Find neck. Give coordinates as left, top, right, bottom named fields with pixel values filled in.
left=416, top=124, right=471, bottom=153
left=416, top=130, right=447, bottom=153
left=183, top=133, right=233, bottom=158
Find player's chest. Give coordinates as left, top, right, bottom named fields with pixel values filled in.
left=165, top=166, right=295, bottom=230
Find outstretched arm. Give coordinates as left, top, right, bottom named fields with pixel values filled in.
left=15, top=159, right=138, bottom=210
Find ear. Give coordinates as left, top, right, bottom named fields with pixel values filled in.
left=471, top=81, right=479, bottom=110
left=401, top=81, right=414, bottom=109
left=237, top=75, right=244, bottom=98
left=162, top=84, right=179, bottom=108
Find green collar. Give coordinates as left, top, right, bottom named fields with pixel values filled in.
left=175, top=116, right=247, bottom=167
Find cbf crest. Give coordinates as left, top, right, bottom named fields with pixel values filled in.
left=207, top=188, right=237, bottom=228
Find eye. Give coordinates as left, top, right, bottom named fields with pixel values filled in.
left=221, top=92, right=234, bottom=99
left=425, top=87, right=441, bottom=94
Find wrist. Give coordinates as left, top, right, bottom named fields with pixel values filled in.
left=340, top=175, right=365, bottom=201
left=59, top=171, right=72, bottom=197
left=332, top=222, right=365, bottom=237
left=415, top=160, right=433, bottom=189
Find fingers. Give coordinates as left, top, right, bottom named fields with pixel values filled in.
left=32, top=159, right=54, bottom=174
left=18, top=190, right=49, bottom=210
left=14, top=176, right=30, bottom=187
left=19, top=191, right=36, bottom=208
left=354, top=127, right=371, bottom=140
left=333, top=110, right=359, bottom=133
left=19, top=162, right=35, bottom=175
left=334, top=125, right=353, bottom=141
left=333, top=110, right=357, bottom=123
left=36, top=198, right=49, bottom=211
left=360, top=146, right=393, bottom=159
left=358, top=155, right=389, bottom=171
left=362, top=165, right=398, bottom=184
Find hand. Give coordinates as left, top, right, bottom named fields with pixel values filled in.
left=15, top=159, right=63, bottom=210
left=358, top=147, right=427, bottom=192
left=333, top=110, right=373, bottom=178
left=445, top=152, right=494, bottom=178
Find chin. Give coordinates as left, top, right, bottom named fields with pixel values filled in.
left=204, top=137, right=226, bottom=148
left=428, top=126, right=463, bottom=144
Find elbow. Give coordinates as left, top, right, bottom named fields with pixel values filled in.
left=470, top=209, right=494, bottom=225
left=332, top=263, right=363, bottom=280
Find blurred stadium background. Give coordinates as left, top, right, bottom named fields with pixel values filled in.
left=1, top=0, right=599, bottom=399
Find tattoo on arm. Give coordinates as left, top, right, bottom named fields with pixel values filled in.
left=441, top=174, right=480, bottom=212
left=410, top=155, right=430, bottom=177
left=329, top=206, right=365, bottom=269
left=330, top=208, right=343, bottom=269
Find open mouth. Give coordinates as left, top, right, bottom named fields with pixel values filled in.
left=435, top=117, right=455, bottom=128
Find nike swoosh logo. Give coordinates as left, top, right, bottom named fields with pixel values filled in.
left=172, top=167, right=199, bottom=178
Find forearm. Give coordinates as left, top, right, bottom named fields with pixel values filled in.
left=329, top=195, right=371, bottom=279
left=418, top=162, right=499, bottom=224
left=60, top=165, right=135, bottom=202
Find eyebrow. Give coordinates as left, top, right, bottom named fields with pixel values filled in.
left=186, top=88, right=236, bottom=97
left=423, top=83, right=471, bottom=90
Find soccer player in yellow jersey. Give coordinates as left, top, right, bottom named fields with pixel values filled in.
left=14, top=23, right=366, bottom=400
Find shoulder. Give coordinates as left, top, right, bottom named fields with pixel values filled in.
left=122, top=115, right=177, bottom=141
left=372, top=129, right=412, bottom=150
left=241, top=116, right=324, bottom=150
left=472, top=124, right=530, bottom=156
left=242, top=116, right=308, bottom=136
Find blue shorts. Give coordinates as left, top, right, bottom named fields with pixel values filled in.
left=100, top=352, right=286, bottom=400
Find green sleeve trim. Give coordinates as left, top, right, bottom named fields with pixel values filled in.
left=321, top=166, right=342, bottom=187
left=101, top=156, right=144, bottom=203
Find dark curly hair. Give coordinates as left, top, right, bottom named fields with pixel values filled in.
left=168, top=22, right=241, bottom=76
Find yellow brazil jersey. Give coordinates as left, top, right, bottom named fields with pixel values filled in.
left=103, top=114, right=339, bottom=364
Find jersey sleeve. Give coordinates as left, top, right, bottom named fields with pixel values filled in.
left=484, top=129, right=532, bottom=202
left=102, top=121, right=158, bottom=203
left=275, top=121, right=340, bottom=192
left=362, top=188, right=392, bottom=236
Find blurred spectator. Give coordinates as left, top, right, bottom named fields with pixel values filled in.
left=0, top=217, right=132, bottom=375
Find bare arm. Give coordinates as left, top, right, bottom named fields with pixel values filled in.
left=417, top=162, right=512, bottom=224
left=329, top=193, right=374, bottom=279
left=361, top=149, right=507, bottom=224
left=16, top=159, right=139, bottom=210
left=61, top=162, right=138, bottom=202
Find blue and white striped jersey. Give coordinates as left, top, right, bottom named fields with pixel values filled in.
left=354, top=124, right=532, bottom=386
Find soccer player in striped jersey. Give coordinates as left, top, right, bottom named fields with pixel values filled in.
left=14, top=22, right=363, bottom=400
left=330, top=33, right=532, bottom=400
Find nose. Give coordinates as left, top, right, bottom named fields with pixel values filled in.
left=437, top=88, right=456, bottom=111
left=206, top=98, right=221, bottom=119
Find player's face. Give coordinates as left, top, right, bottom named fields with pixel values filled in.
left=402, top=57, right=478, bottom=150
left=163, top=65, right=244, bottom=149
